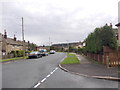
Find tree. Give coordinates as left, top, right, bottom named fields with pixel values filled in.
left=85, top=25, right=117, bottom=54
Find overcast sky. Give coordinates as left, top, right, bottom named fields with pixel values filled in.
left=1, top=0, right=119, bottom=46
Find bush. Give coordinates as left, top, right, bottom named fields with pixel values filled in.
left=17, top=50, right=24, bottom=57
left=10, top=50, right=24, bottom=57
left=10, top=51, right=17, bottom=57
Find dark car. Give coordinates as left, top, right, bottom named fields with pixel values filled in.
left=28, top=51, right=42, bottom=58
left=39, top=49, right=48, bottom=56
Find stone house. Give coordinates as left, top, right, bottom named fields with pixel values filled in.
left=1, top=30, right=29, bottom=58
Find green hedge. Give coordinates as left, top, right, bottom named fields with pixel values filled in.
left=10, top=50, right=31, bottom=57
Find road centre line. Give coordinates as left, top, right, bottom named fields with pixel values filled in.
left=46, top=74, right=51, bottom=78
left=50, top=72, right=54, bottom=75
left=34, top=82, right=41, bottom=88
left=33, top=67, right=58, bottom=88
left=41, top=78, right=47, bottom=83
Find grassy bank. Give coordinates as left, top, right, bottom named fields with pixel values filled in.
left=0, top=56, right=28, bottom=62
left=60, top=53, right=80, bottom=64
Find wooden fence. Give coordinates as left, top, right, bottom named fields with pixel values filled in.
left=86, top=46, right=120, bottom=67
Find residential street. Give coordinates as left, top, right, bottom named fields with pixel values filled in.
left=2, top=53, right=119, bottom=88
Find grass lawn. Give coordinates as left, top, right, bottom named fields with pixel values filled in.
left=117, top=71, right=120, bottom=73
left=60, top=53, right=80, bottom=64
left=0, top=56, right=28, bottom=62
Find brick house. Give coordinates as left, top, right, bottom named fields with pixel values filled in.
left=0, top=33, right=2, bottom=59
left=115, top=22, right=120, bottom=46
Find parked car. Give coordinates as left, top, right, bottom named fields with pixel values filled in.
left=39, top=49, right=48, bottom=56
left=28, top=51, right=42, bottom=58
left=50, top=50, right=56, bottom=54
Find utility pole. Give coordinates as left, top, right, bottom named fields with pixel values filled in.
left=49, top=37, right=50, bottom=51
left=22, top=17, right=25, bottom=58
left=49, top=37, right=50, bottom=46
left=67, top=40, right=69, bottom=53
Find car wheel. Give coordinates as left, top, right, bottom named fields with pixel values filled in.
left=37, top=55, right=39, bottom=58
left=40, top=55, right=42, bottom=58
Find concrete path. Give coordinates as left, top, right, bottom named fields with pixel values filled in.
left=60, top=54, right=120, bottom=80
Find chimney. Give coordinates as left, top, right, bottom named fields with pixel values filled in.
left=105, top=23, right=108, bottom=26
left=110, top=23, right=112, bottom=28
left=28, top=41, right=30, bottom=43
left=4, top=29, right=7, bottom=39
left=14, top=34, right=16, bottom=41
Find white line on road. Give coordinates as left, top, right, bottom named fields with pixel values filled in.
left=41, top=78, right=47, bottom=83
left=46, top=74, right=51, bottom=78
left=33, top=67, right=58, bottom=88
left=34, top=82, right=41, bottom=88
left=50, top=72, right=54, bottom=75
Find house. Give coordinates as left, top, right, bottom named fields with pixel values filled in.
left=0, top=33, right=2, bottom=59
left=1, top=30, right=29, bottom=59
left=115, top=22, right=120, bottom=46
left=51, top=41, right=83, bottom=51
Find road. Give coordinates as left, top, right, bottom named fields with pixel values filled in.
left=2, top=52, right=119, bottom=88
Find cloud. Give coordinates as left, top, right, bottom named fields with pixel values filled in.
left=1, top=0, right=119, bottom=45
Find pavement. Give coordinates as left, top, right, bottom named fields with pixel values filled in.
left=59, top=54, right=120, bottom=81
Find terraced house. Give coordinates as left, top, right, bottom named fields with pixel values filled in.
left=1, top=30, right=30, bottom=59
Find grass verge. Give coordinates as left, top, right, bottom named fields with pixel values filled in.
left=117, top=71, right=120, bottom=73
left=60, top=53, right=80, bottom=64
left=0, top=56, right=28, bottom=62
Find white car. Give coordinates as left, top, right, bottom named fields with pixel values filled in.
left=50, top=50, right=56, bottom=54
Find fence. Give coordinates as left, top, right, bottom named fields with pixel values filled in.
left=86, top=46, right=120, bottom=67
left=2, top=54, right=14, bottom=59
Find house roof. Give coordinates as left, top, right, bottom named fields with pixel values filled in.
left=6, top=38, right=19, bottom=45
left=52, top=42, right=82, bottom=47
left=115, top=22, right=120, bottom=26
left=2, top=35, right=27, bottom=46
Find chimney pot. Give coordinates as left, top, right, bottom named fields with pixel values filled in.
left=4, top=29, right=7, bottom=39
left=105, top=23, right=108, bottom=26
left=14, top=34, right=16, bottom=41
left=110, top=23, right=112, bottom=27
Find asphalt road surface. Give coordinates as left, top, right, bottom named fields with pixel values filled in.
left=2, top=52, right=119, bottom=88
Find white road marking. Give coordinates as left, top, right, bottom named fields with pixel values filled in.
left=33, top=67, right=58, bottom=88
left=50, top=72, right=54, bottom=75
left=55, top=67, right=58, bottom=70
left=41, top=78, right=47, bottom=83
left=34, top=82, right=41, bottom=88
left=52, top=70, right=56, bottom=73
left=46, top=74, right=51, bottom=78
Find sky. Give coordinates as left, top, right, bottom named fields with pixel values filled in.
left=0, top=0, right=119, bottom=46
